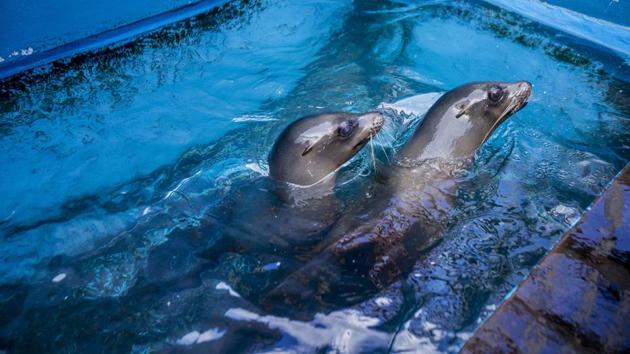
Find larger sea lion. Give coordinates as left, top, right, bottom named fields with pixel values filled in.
left=264, top=81, right=532, bottom=313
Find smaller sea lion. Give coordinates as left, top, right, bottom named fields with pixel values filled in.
left=269, top=112, right=385, bottom=197
left=200, top=112, right=384, bottom=298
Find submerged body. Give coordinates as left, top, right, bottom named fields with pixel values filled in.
left=264, top=81, right=532, bottom=313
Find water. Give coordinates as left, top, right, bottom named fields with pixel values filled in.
left=543, top=0, right=630, bottom=26
left=0, top=0, right=198, bottom=64
left=1, top=0, right=629, bottom=352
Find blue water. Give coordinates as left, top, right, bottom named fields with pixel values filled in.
left=544, top=0, right=630, bottom=26
left=0, top=0, right=195, bottom=64
left=0, top=0, right=629, bottom=352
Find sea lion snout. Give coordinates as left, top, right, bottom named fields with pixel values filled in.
left=507, top=81, right=532, bottom=112
left=357, top=111, right=385, bottom=135
left=351, top=112, right=385, bottom=150
left=518, top=80, right=532, bottom=94
left=491, top=80, right=531, bottom=132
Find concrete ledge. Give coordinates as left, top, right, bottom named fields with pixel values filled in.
left=462, top=164, right=630, bottom=353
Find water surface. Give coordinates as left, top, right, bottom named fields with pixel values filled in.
left=1, top=0, right=629, bottom=352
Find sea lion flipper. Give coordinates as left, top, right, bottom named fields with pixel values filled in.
left=332, top=223, right=376, bottom=254
left=369, top=250, right=406, bottom=289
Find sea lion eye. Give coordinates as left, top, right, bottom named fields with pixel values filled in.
left=337, top=121, right=356, bottom=138
left=488, top=85, right=504, bottom=102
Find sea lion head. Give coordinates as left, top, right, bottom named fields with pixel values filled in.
left=269, top=112, right=384, bottom=186
left=398, top=81, right=532, bottom=163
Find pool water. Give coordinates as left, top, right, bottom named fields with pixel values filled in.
left=1, top=0, right=629, bottom=352
left=0, top=0, right=197, bottom=64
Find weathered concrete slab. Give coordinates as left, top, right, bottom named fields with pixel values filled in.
left=462, top=164, right=630, bottom=354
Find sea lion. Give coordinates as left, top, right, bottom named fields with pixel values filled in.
left=263, top=81, right=532, bottom=313
left=227, top=111, right=384, bottom=245
left=269, top=111, right=385, bottom=195
left=200, top=112, right=384, bottom=296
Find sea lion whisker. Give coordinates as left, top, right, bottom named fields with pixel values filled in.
left=376, top=135, right=392, bottom=164
left=369, top=137, right=377, bottom=172
left=386, top=129, right=398, bottom=148
left=377, top=129, right=396, bottom=151
left=382, top=128, right=395, bottom=141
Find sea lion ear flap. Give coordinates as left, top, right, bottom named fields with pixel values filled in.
left=455, top=100, right=470, bottom=118
left=301, top=142, right=314, bottom=156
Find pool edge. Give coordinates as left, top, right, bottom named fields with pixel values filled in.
left=0, top=0, right=231, bottom=81
left=461, top=162, right=630, bottom=353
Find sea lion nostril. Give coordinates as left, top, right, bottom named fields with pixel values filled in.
left=362, top=112, right=384, bottom=128
left=368, top=113, right=385, bottom=134
left=519, top=81, right=533, bottom=96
